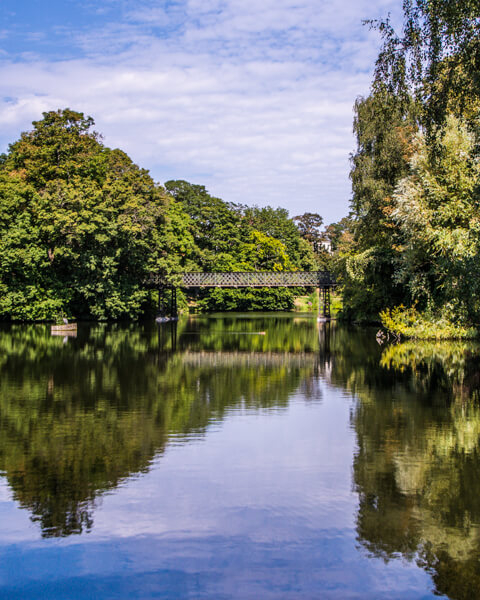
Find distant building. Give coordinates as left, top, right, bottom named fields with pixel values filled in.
left=319, top=238, right=332, bottom=253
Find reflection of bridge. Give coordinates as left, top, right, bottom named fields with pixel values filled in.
left=180, top=350, right=317, bottom=368
left=150, top=271, right=336, bottom=318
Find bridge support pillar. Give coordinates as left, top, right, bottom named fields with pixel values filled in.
left=319, top=286, right=331, bottom=320
left=170, top=287, right=178, bottom=318
left=157, top=285, right=165, bottom=316
left=157, top=286, right=178, bottom=320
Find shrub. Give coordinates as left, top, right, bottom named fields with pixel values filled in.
left=380, top=305, right=478, bottom=340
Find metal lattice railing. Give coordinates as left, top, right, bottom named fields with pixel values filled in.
left=148, top=271, right=335, bottom=288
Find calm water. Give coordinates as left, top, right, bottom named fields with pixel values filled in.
left=0, top=314, right=479, bottom=599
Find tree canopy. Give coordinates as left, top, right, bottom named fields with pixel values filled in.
left=165, top=180, right=316, bottom=312
left=336, top=0, right=480, bottom=329
left=0, top=111, right=322, bottom=321
left=0, top=109, right=195, bottom=320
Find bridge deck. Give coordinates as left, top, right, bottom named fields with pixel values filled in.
left=150, top=271, right=335, bottom=288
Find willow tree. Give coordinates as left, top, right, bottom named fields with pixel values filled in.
left=340, top=0, right=480, bottom=323
left=370, top=0, right=480, bottom=131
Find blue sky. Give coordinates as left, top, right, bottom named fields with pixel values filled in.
left=0, top=0, right=402, bottom=223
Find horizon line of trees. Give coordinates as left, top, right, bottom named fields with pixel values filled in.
left=6, top=2, right=477, bottom=326
left=0, top=109, right=341, bottom=321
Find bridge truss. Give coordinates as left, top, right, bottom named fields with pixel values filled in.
left=149, top=271, right=335, bottom=288
left=150, top=271, right=336, bottom=318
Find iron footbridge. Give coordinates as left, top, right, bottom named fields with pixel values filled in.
left=148, top=271, right=336, bottom=318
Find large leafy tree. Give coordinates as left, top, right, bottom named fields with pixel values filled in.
left=293, top=212, right=323, bottom=252
left=370, top=0, right=480, bottom=131
left=338, top=92, right=417, bottom=320
left=164, top=179, right=249, bottom=271
left=0, top=109, right=192, bottom=320
left=339, top=0, right=480, bottom=325
left=393, top=115, right=480, bottom=322
left=244, top=206, right=315, bottom=270
left=165, top=180, right=314, bottom=311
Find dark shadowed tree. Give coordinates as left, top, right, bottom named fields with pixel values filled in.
left=293, top=212, right=324, bottom=253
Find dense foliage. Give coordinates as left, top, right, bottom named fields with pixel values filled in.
left=0, top=109, right=194, bottom=321
left=0, top=110, right=320, bottom=321
left=165, top=180, right=316, bottom=312
left=338, top=1, right=480, bottom=331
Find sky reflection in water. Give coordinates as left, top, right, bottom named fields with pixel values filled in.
left=1, top=315, right=477, bottom=599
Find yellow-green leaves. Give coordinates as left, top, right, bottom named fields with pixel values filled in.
left=392, top=116, right=480, bottom=321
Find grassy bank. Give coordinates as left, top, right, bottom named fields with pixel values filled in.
left=294, top=291, right=342, bottom=316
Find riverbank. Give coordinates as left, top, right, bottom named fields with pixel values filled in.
left=380, top=305, right=479, bottom=340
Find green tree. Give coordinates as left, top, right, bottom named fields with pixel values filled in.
left=244, top=206, right=315, bottom=270
left=0, top=110, right=193, bottom=321
left=164, top=179, right=247, bottom=269
left=325, top=217, right=352, bottom=253
left=293, top=212, right=323, bottom=252
left=338, top=92, right=417, bottom=321
left=165, top=180, right=314, bottom=312
left=392, top=115, right=480, bottom=323
left=338, top=2, right=480, bottom=326
left=370, top=1, right=480, bottom=132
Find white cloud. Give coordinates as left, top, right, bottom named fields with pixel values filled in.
left=0, top=0, right=403, bottom=223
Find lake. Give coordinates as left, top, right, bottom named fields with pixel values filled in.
left=0, top=314, right=479, bottom=599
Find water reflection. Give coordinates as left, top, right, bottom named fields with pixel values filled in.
left=0, top=316, right=321, bottom=538
left=326, top=333, right=480, bottom=600
left=1, top=318, right=480, bottom=599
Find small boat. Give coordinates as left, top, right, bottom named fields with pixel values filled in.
left=51, top=323, right=77, bottom=335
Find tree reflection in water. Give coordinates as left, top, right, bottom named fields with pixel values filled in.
left=0, top=316, right=321, bottom=538
left=328, top=331, right=480, bottom=600
left=3, top=318, right=480, bottom=599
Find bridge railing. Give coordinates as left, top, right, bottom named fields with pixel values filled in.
left=148, top=271, right=335, bottom=288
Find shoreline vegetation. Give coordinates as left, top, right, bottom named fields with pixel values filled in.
left=0, top=111, right=335, bottom=323
left=380, top=306, right=478, bottom=341
left=1, top=3, right=479, bottom=339
left=333, top=1, right=480, bottom=340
